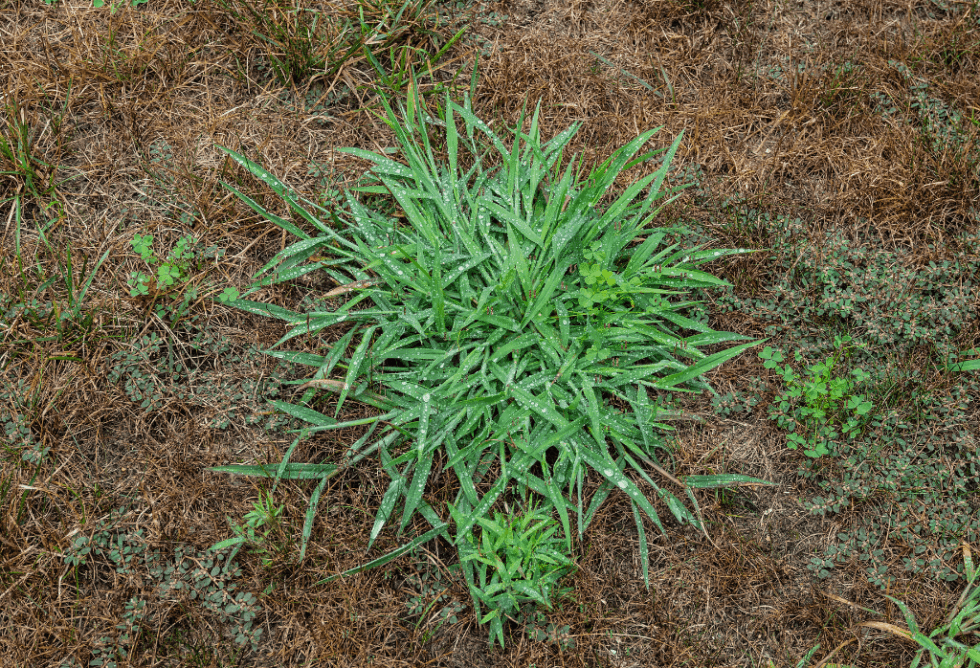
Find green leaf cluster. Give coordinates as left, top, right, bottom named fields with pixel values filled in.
left=760, top=334, right=874, bottom=458
left=127, top=233, right=226, bottom=326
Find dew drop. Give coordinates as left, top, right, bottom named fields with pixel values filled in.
left=422, top=393, right=431, bottom=402
left=617, top=480, right=628, bottom=490
left=603, top=469, right=613, bottom=477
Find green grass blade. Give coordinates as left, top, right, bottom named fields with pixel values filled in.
left=336, top=325, right=378, bottom=417
left=398, top=393, right=434, bottom=532
left=633, top=501, right=650, bottom=588
left=337, top=146, right=416, bottom=178
left=681, top=474, right=775, bottom=488
left=299, top=475, right=331, bottom=561
left=320, top=521, right=448, bottom=585
left=217, top=178, right=310, bottom=241
left=652, top=339, right=766, bottom=391
left=265, top=399, right=337, bottom=428
left=522, top=259, right=571, bottom=329
left=370, top=479, right=405, bottom=549
left=582, top=381, right=603, bottom=442
left=576, top=441, right=666, bottom=536
left=70, top=246, right=110, bottom=319
left=449, top=99, right=510, bottom=159
left=480, top=198, right=544, bottom=246
left=207, top=463, right=338, bottom=480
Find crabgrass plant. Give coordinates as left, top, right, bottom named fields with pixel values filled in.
left=208, top=84, right=773, bottom=646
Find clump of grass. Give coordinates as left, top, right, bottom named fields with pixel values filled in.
left=217, top=0, right=460, bottom=87
left=209, top=83, right=773, bottom=646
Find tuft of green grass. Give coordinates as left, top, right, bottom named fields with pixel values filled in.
left=862, top=541, right=980, bottom=667
left=43, top=0, right=149, bottom=10
left=0, top=94, right=71, bottom=231
left=217, top=0, right=458, bottom=87
left=209, top=82, right=773, bottom=646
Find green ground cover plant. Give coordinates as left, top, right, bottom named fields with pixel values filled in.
left=58, top=510, right=265, bottom=668
left=684, top=204, right=980, bottom=591
left=760, top=333, right=875, bottom=458
left=208, top=82, right=773, bottom=645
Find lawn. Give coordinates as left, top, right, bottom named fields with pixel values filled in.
left=1, top=0, right=979, bottom=666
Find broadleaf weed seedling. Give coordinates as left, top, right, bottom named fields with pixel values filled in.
left=760, top=333, right=874, bottom=458
left=210, top=81, right=774, bottom=646
left=128, top=233, right=225, bottom=326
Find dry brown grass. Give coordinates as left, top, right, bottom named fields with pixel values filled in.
left=1, top=0, right=978, bottom=665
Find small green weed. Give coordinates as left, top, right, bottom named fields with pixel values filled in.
left=105, top=324, right=301, bottom=433
left=872, top=60, right=980, bottom=191
left=0, top=378, right=52, bottom=525
left=816, top=60, right=866, bottom=115
left=710, top=375, right=769, bottom=417
left=211, top=488, right=288, bottom=567
left=524, top=612, right=576, bottom=650
left=128, top=233, right=197, bottom=295
left=58, top=508, right=265, bottom=664
left=127, top=232, right=226, bottom=327
left=451, top=499, right=577, bottom=648
left=403, top=558, right=467, bottom=644
left=760, top=334, right=875, bottom=458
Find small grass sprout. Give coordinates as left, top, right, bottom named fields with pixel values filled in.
left=43, top=0, right=149, bottom=8
left=450, top=497, right=577, bottom=648
left=210, top=81, right=773, bottom=645
left=1, top=206, right=111, bottom=354
left=862, top=541, right=980, bottom=667
left=212, top=488, right=286, bottom=567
